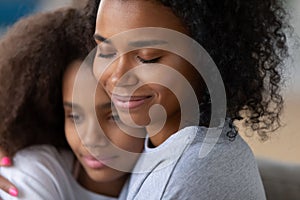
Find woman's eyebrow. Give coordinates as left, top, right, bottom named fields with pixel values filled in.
left=128, top=39, right=168, bottom=48
left=93, top=33, right=111, bottom=44
left=94, top=33, right=168, bottom=48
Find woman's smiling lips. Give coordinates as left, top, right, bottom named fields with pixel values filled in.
left=111, top=94, right=152, bottom=109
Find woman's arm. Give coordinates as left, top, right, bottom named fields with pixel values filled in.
left=0, top=145, right=73, bottom=200
left=0, top=148, right=19, bottom=197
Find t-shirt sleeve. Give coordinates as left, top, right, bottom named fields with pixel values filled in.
left=0, top=145, right=73, bottom=200
left=0, top=170, right=62, bottom=200
left=162, top=136, right=266, bottom=200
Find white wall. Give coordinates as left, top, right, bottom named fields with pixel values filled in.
left=242, top=1, right=300, bottom=164
left=288, top=0, right=300, bottom=96
left=37, top=0, right=73, bottom=11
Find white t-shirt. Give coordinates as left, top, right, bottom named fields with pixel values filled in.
left=0, top=145, right=127, bottom=200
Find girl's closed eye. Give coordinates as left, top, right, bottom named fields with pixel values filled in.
left=66, top=111, right=84, bottom=124
left=108, top=113, right=121, bottom=123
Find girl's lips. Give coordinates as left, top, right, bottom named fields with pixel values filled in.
left=82, top=155, right=117, bottom=169
left=111, top=94, right=152, bottom=109
left=82, top=156, right=105, bottom=169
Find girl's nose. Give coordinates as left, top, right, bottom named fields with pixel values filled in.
left=81, top=118, right=109, bottom=148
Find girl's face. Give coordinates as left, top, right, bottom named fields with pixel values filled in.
left=63, top=60, right=144, bottom=183
left=93, top=0, right=200, bottom=145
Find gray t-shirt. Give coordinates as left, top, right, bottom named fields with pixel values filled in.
left=127, top=123, right=266, bottom=200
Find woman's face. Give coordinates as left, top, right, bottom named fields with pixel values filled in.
left=93, top=0, right=200, bottom=144
left=63, top=60, right=144, bottom=182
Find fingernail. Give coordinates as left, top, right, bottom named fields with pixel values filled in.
left=1, top=157, right=11, bottom=166
left=9, top=187, right=18, bottom=197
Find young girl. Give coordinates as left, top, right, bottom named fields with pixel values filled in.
left=0, top=8, right=144, bottom=199
left=0, top=6, right=91, bottom=196
left=0, top=60, right=144, bottom=200
left=90, top=0, right=290, bottom=199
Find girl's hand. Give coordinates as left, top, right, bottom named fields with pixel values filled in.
left=0, top=147, right=18, bottom=197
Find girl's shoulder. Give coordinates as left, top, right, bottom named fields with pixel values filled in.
left=13, top=145, right=74, bottom=170
left=0, top=145, right=75, bottom=199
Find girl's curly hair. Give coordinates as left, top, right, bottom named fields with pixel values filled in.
left=85, top=0, right=290, bottom=139
left=0, top=8, right=94, bottom=156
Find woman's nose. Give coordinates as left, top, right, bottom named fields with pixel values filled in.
left=101, top=55, right=139, bottom=91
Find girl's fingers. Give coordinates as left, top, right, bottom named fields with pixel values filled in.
left=0, top=147, right=12, bottom=166
left=0, top=176, right=18, bottom=197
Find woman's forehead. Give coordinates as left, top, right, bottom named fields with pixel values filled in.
left=95, top=0, right=188, bottom=39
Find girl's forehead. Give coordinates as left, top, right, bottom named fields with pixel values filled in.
left=72, top=84, right=110, bottom=112
left=63, top=61, right=111, bottom=110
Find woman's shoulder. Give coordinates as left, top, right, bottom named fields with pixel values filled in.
left=164, top=129, right=266, bottom=199
left=177, top=121, right=255, bottom=159
left=175, top=124, right=259, bottom=173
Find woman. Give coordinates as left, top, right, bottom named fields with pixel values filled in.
left=91, top=0, right=290, bottom=199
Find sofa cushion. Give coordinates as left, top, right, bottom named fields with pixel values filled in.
left=257, top=158, right=300, bottom=200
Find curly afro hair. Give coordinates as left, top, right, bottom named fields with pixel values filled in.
left=158, top=0, right=291, bottom=139
left=0, top=7, right=95, bottom=156
left=85, top=0, right=291, bottom=140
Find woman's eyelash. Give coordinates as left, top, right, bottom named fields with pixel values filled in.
left=137, top=56, right=161, bottom=64
left=98, top=53, right=117, bottom=58
left=97, top=53, right=161, bottom=63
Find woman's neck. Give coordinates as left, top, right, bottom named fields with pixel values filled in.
left=77, top=166, right=128, bottom=197
left=146, top=111, right=181, bottom=147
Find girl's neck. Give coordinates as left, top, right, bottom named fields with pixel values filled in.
left=77, top=165, right=128, bottom=197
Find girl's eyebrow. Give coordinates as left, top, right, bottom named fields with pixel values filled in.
left=63, top=102, right=80, bottom=109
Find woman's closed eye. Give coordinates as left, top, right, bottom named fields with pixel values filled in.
left=97, top=43, right=117, bottom=59
left=136, top=55, right=161, bottom=64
